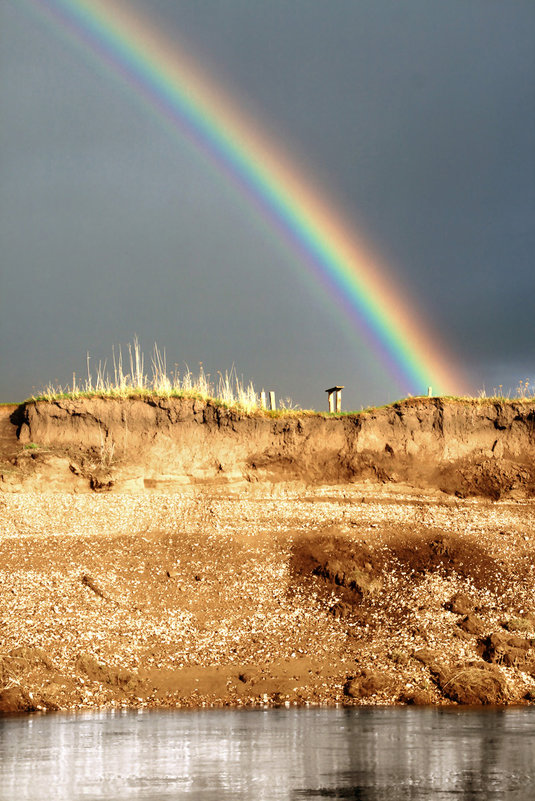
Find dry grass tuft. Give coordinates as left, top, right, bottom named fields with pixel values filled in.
left=31, top=337, right=292, bottom=414
left=477, top=379, right=535, bottom=401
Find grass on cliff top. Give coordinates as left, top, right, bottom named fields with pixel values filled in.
left=30, top=339, right=305, bottom=415
left=28, top=388, right=535, bottom=421
left=27, top=339, right=535, bottom=416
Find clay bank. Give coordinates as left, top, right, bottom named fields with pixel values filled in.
left=2, top=396, right=535, bottom=497
left=1, top=396, right=535, bottom=714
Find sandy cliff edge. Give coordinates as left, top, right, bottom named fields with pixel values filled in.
left=2, top=395, right=535, bottom=497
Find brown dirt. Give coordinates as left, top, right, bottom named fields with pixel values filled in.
left=2, top=396, right=535, bottom=713
left=3, top=396, right=535, bottom=498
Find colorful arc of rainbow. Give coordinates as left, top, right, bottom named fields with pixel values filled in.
left=30, top=0, right=464, bottom=395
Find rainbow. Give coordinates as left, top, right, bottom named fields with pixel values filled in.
left=27, top=0, right=464, bottom=395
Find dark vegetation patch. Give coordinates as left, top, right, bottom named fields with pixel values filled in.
left=385, top=532, right=510, bottom=592
left=291, top=527, right=511, bottom=600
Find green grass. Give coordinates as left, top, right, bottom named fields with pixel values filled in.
left=27, top=388, right=535, bottom=419
left=25, top=388, right=535, bottom=415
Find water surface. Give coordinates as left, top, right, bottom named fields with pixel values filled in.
left=1, top=707, right=535, bottom=800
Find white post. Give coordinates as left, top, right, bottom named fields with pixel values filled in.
left=269, top=391, right=276, bottom=411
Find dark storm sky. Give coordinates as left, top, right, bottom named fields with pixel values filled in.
left=1, top=0, right=534, bottom=408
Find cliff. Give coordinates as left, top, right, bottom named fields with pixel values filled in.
left=2, top=396, right=535, bottom=498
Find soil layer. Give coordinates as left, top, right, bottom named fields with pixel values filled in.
left=2, top=396, right=535, bottom=498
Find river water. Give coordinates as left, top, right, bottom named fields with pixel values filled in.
left=1, top=707, right=535, bottom=800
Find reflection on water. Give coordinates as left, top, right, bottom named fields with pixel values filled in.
left=1, top=707, right=535, bottom=800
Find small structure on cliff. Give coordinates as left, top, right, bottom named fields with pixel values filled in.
left=260, top=391, right=276, bottom=410
left=325, top=385, right=344, bottom=413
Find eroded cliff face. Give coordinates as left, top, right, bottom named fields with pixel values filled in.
left=2, top=396, right=535, bottom=497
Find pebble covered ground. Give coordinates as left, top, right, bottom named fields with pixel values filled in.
left=1, top=485, right=535, bottom=712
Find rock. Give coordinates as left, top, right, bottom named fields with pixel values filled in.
left=445, top=593, right=475, bottom=616
left=399, top=689, right=434, bottom=705
left=346, top=567, right=382, bottom=595
left=166, top=568, right=180, bottom=578
left=9, top=646, right=53, bottom=669
left=76, top=653, right=105, bottom=681
left=0, top=647, right=54, bottom=692
left=344, top=669, right=391, bottom=698
left=458, top=614, right=487, bottom=636
left=300, top=536, right=383, bottom=600
left=17, top=423, right=30, bottom=445
left=453, top=628, right=474, bottom=642
left=481, top=631, right=532, bottom=667
left=39, top=684, right=62, bottom=711
left=413, top=649, right=511, bottom=705
left=0, top=686, right=37, bottom=713
left=89, top=474, right=115, bottom=492
left=437, top=661, right=509, bottom=705
left=412, top=648, right=442, bottom=673
left=76, top=653, right=141, bottom=692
